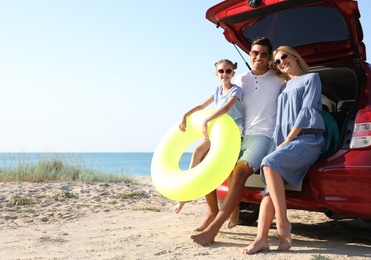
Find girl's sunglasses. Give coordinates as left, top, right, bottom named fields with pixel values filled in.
left=217, top=69, right=233, bottom=74
left=274, top=53, right=289, bottom=66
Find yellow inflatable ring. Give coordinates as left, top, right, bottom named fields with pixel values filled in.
left=151, top=110, right=241, bottom=201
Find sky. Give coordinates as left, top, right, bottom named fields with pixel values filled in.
left=0, top=1, right=370, bottom=153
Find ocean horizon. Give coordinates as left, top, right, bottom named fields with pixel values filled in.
left=0, top=152, right=192, bottom=177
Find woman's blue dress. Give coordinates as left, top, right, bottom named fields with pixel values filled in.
left=260, top=73, right=325, bottom=186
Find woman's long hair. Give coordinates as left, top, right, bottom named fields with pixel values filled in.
left=271, top=46, right=309, bottom=81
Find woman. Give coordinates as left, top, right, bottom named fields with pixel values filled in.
left=243, top=46, right=325, bottom=254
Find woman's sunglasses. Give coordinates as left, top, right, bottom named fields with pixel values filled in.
left=217, top=69, right=233, bottom=74
left=274, top=53, right=289, bottom=66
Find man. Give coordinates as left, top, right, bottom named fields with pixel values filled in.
left=190, top=37, right=285, bottom=246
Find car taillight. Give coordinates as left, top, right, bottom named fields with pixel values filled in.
left=350, top=106, right=371, bottom=149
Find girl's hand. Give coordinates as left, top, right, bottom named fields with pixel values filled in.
left=202, top=120, right=209, bottom=139
left=179, top=117, right=187, bottom=132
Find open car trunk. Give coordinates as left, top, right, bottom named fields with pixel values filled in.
left=315, top=66, right=357, bottom=155
left=206, top=0, right=365, bottom=158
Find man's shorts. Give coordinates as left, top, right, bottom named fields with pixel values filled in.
left=238, top=134, right=272, bottom=173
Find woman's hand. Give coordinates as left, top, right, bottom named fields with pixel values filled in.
left=277, top=127, right=301, bottom=149
left=277, top=138, right=291, bottom=149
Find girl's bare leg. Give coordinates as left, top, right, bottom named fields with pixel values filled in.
left=227, top=206, right=240, bottom=228
left=225, top=173, right=239, bottom=228
left=175, top=139, right=210, bottom=213
left=194, top=190, right=219, bottom=231
left=189, top=139, right=210, bottom=169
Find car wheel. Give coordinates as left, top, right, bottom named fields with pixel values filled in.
left=238, top=202, right=259, bottom=225
left=324, top=209, right=347, bottom=220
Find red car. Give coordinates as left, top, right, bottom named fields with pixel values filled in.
left=206, top=0, right=371, bottom=224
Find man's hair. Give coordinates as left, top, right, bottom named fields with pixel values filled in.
left=251, top=37, right=273, bottom=54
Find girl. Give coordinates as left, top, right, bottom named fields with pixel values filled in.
left=175, top=59, right=243, bottom=214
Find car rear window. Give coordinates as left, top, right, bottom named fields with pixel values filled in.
left=243, top=6, right=349, bottom=49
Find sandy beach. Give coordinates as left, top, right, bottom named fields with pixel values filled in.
left=0, top=176, right=370, bottom=260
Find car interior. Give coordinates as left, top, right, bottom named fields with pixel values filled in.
left=312, top=66, right=357, bottom=155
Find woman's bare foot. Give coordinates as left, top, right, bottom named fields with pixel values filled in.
left=174, top=201, right=191, bottom=213
left=242, top=238, right=270, bottom=254
left=226, top=207, right=239, bottom=228
left=190, top=226, right=218, bottom=246
left=277, top=221, right=292, bottom=251
left=194, top=212, right=217, bottom=232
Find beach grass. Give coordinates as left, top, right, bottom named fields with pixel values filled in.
left=115, top=191, right=145, bottom=199
left=0, top=153, right=135, bottom=183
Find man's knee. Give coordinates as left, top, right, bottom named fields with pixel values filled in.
left=236, top=161, right=254, bottom=175
left=231, top=161, right=255, bottom=183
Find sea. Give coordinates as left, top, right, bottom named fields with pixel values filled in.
left=0, top=152, right=192, bottom=177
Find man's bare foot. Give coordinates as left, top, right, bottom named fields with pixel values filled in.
left=190, top=227, right=218, bottom=246
left=194, top=213, right=217, bottom=232
left=242, top=238, right=269, bottom=254
left=174, top=201, right=191, bottom=213
left=227, top=207, right=239, bottom=228
left=277, top=222, right=292, bottom=251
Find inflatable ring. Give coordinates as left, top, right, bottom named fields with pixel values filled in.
left=151, top=110, right=241, bottom=201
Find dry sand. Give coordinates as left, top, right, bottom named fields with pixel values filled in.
left=0, top=176, right=370, bottom=260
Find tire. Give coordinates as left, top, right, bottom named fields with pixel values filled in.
left=324, top=209, right=346, bottom=220
left=238, top=202, right=259, bottom=225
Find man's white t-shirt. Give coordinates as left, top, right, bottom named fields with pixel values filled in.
left=234, top=69, right=285, bottom=138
